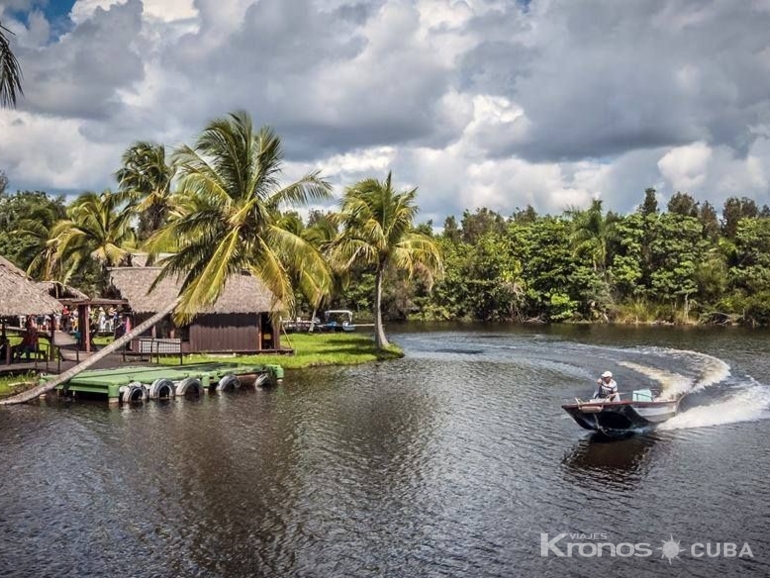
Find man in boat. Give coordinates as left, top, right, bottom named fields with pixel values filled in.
left=593, top=370, right=619, bottom=401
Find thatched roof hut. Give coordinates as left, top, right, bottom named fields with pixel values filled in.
left=0, top=257, right=63, bottom=316
left=108, top=267, right=278, bottom=315
left=37, top=280, right=90, bottom=301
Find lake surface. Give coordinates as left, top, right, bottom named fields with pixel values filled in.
left=1, top=324, right=769, bottom=577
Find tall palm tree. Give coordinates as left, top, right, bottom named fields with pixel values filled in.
left=332, top=172, right=442, bottom=349
left=568, top=199, right=611, bottom=271
left=147, top=111, right=333, bottom=324
left=51, top=190, right=136, bottom=282
left=115, top=141, right=175, bottom=241
left=14, top=203, right=67, bottom=280
left=0, top=20, right=23, bottom=108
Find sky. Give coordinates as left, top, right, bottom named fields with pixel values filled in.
left=1, top=0, right=770, bottom=225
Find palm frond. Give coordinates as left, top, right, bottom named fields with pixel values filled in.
left=0, top=22, right=23, bottom=108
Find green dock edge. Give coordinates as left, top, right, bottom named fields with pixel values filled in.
left=43, top=362, right=284, bottom=403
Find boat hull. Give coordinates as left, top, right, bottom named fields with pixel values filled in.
left=562, top=399, right=678, bottom=435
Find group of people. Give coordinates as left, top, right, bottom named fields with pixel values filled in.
left=59, top=305, right=121, bottom=335
left=1, top=306, right=134, bottom=365
left=95, top=306, right=121, bottom=334
left=69, top=309, right=131, bottom=343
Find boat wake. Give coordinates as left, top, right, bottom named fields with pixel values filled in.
left=618, top=347, right=731, bottom=399
left=659, top=379, right=770, bottom=431
left=614, top=347, right=770, bottom=432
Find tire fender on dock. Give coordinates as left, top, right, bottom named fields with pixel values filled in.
left=175, top=377, right=202, bottom=397
left=120, top=382, right=147, bottom=403
left=216, top=374, right=241, bottom=392
left=149, top=378, right=175, bottom=399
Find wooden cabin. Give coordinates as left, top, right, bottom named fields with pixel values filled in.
left=108, top=265, right=283, bottom=354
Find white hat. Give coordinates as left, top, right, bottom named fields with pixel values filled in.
left=601, top=371, right=613, bottom=378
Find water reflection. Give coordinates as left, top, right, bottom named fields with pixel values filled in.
left=3, top=327, right=770, bottom=577
left=561, top=434, right=658, bottom=489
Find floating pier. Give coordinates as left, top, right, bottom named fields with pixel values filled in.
left=44, top=362, right=284, bottom=404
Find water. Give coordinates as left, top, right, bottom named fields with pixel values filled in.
left=1, top=324, right=769, bottom=577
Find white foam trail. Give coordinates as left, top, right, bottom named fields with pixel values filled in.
left=658, top=383, right=770, bottom=431
left=619, top=349, right=731, bottom=399
left=668, top=348, right=731, bottom=392
left=618, top=361, right=692, bottom=400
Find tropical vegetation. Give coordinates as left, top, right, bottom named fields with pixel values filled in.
left=5, top=110, right=770, bottom=338
left=330, top=173, right=442, bottom=347
left=145, top=111, right=333, bottom=325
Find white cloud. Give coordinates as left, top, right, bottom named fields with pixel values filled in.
left=658, top=142, right=713, bottom=192
left=0, top=112, right=121, bottom=190
left=70, top=0, right=197, bottom=24
left=2, top=0, right=770, bottom=222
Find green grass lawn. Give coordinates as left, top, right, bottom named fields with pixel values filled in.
left=0, top=372, right=38, bottom=398
left=160, top=332, right=403, bottom=369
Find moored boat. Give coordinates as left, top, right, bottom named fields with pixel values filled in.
left=562, top=388, right=679, bottom=436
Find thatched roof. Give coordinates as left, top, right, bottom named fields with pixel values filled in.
left=37, top=280, right=90, bottom=301
left=0, top=258, right=64, bottom=316
left=0, top=255, right=27, bottom=278
left=108, top=267, right=278, bottom=315
left=126, top=253, right=175, bottom=268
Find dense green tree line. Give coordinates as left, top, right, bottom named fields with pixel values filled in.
left=4, top=130, right=770, bottom=330
left=321, top=189, right=770, bottom=326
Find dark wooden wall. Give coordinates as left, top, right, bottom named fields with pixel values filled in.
left=190, top=313, right=259, bottom=352
left=129, top=312, right=280, bottom=353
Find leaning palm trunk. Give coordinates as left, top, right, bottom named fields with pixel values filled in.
left=0, top=299, right=180, bottom=406
left=374, top=268, right=389, bottom=349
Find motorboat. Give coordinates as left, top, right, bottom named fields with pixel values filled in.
left=562, top=388, right=679, bottom=436
left=320, top=310, right=356, bottom=332
left=282, top=310, right=357, bottom=333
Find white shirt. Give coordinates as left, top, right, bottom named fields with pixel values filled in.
left=595, top=378, right=619, bottom=401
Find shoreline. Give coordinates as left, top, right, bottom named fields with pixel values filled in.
left=1, top=334, right=403, bottom=398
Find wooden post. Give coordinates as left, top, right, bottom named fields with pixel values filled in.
left=2, top=320, right=9, bottom=365
left=274, top=316, right=280, bottom=351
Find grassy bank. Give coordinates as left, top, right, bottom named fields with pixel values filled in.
left=160, top=332, right=403, bottom=369
left=0, top=372, right=38, bottom=398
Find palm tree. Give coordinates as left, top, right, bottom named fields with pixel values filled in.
left=14, top=203, right=67, bottom=280
left=147, top=110, right=333, bottom=324
left=51, top=190, right=136, bottom=282
left=332, top=172, right=442, bottom=349
left=0, top=20, right=23, bottom=108
left=115, top=141, right=175, bottom=241
left=568, top=199, right=612, bottom=271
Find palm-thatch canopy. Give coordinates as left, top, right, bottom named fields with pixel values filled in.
left=108, top=267, right=278, bottom=315
left=37, top=280, right=90, bottom=301
left=0, top=257, right=64, bottom=316
left=0, top=255, right=27, bottom=278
